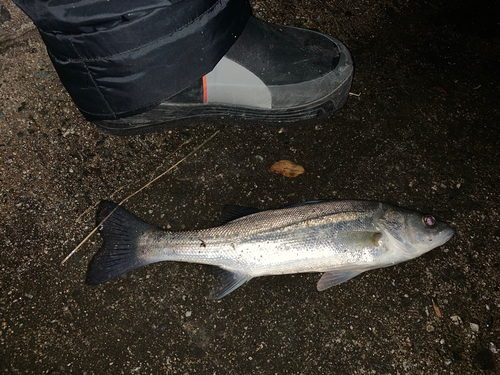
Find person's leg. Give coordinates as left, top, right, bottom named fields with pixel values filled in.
left=14, top=1, right=353, bottom=135
left=95, top=16, right=354, bottom=135
left=13, top=0, right=251, bottom=120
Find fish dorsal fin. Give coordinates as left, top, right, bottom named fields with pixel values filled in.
left=279, top=200, right=326, bottom=208
left=211, top=205, right=262, bottom=226
left=317, top=269, right=364, bottom=291
left=209, top=267, right=253, bottom=299
left=212, top=201, right=326, bottom=226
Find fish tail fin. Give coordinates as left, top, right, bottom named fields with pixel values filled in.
left=86, top=201, right=159, bottom=285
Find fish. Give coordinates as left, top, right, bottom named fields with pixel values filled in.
left=86, top=200, right=454, bottom=299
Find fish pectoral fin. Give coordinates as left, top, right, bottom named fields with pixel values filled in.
left=334, top=231, right=383, bottom=248
left=317, top=269, right=364, bottom=291
left=209, top=267, right=253, bottom=299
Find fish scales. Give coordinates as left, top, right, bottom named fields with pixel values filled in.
left=140, top=201, right=381, bottom=274
left=86, top=200, right=454, bottom=299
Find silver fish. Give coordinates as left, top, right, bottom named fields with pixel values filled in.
left=86, top=200, right=454, bottom=299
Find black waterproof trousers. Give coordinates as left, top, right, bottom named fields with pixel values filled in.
left=13, top=0, right=251, bottom=120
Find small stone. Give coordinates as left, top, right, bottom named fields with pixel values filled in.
left=489, top=342, right=497, bottom=354
left=450, top=315, right=462, bottom=325
left=185, top=311, right=192, bottom=317
left=35, top=71, right=57, bottom=79
left=426, top=325, right=435, bottom=332
left=470, top=323, right=479, bottom=332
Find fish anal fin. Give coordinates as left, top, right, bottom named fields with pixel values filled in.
left=211, top=205, right=262, bottom=227
left=209, top=267, right=252, bottom=299
left=317, top=269, right=364, bottom=291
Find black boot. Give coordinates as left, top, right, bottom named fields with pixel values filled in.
left=94, top=16, right=353, bottom=135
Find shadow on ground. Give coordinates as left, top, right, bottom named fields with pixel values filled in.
left=1, top=0, right=499, bottom=373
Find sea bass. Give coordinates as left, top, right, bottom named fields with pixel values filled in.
left=86, top=200, right=454, bottom=299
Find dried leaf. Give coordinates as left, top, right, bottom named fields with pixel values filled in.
left=430, top=86, right=448, bottom=97
left=432, top=299, right=442, bottom=318
left=269, top=160, right=305, bottom=178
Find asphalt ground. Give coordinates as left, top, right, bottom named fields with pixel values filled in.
left=1, top=0, right=499, bottom=373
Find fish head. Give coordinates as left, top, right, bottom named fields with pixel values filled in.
left=379, top=206, right=455, bottom=259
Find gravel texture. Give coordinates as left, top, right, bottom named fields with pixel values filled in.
left=1, top=0, right=499, bottom=373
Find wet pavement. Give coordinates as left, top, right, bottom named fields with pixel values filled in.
left=1, top=0, right=499, bottom=373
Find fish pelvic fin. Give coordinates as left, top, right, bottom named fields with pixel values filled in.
left=86, top=201, right=159, bottom=285
left=317, top=269, right=364, bottom=291
left=209, top=267, right=253, bottom=299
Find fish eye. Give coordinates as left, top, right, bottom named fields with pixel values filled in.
left=422, top=215, right=436, bottom=228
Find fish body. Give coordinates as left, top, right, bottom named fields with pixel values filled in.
left=87, top=200, right=454, bottom=299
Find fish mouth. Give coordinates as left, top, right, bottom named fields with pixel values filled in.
left=440, top=227, right=455, bottom=245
